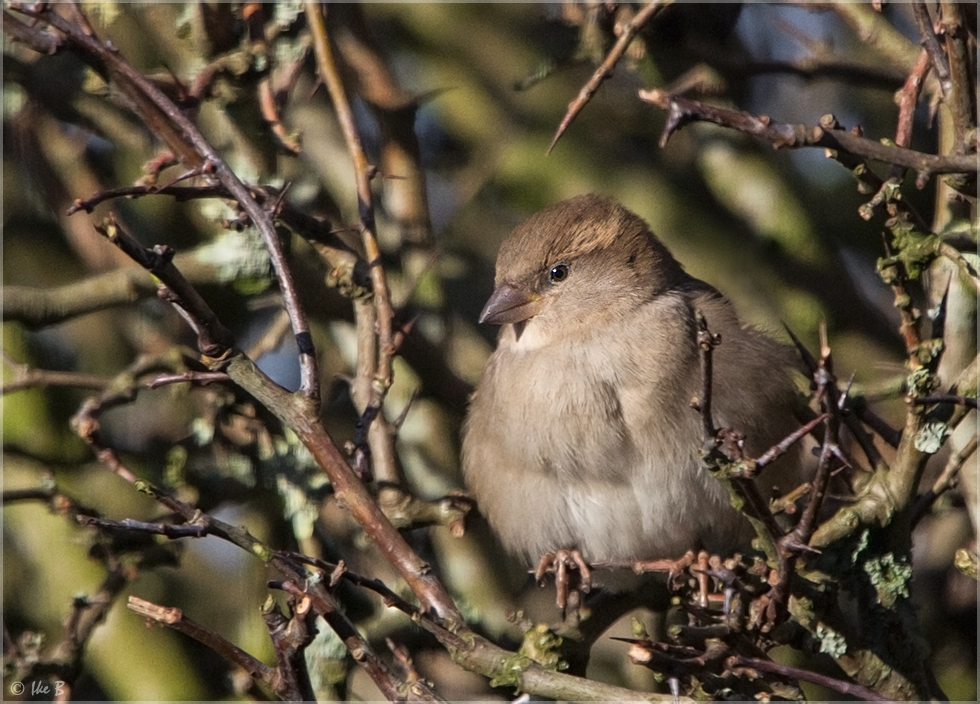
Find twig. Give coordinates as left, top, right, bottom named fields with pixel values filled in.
left=938, top=1, right=977, bottom=160
left=277, top=580, right=437, bottom=702
left=695, top=311, right=720, bottom=449
left=911, top=1, right=951, bottom=87
left=31, top=3, right=320, bottom=401
left=890, top=49, right=932, bottom=180
left=9, top=515, right=165, bottom=701
left=770, top=482, right=813, bottom=516
left=67, top=183, right=230, bottom=213
left=2, top=486, right=58, bottom=504
left=547, top=0, right=669, bottom=154
left=95, top=216, right=235, bottom=358
left=911, top=433, right=978, bottom=526
left=693, top=312, right=785, bottom=550
left=638, top=89, right=977, bottom=177
left=245, top=4, right=302, bottom=155
left=769, top=325, right=840, bottom=623
left=128, top=597, right=278, bottom=692
left=2, top=220, right=317, bottom=329
left=74, top=188, right=464, bottom=626
left=68, top=181, right=363, bottom=292
left=752, top=413, right=827, bottom=475
left=282, top=552, right=434, bottom=622
left=2, top=354, right=111, bottom=394
left=791, top=325, right=841, bottom=546
left=2, top=8, right=61, bottom=53
left=259, top=592, right=317, bottom=703
left=731, top=655, right=890, bottom=701
left=810, top=236, right=949, bottom=548
left=879, top=229, right=924, bottom=363
left=330, top=3, right=434, bottom=250
left=146, top=371, right=230, bottom=389
left=911, top=393, right=978, bottom=408
left=305, top=1, right=401, bottom=484
left=69, top=353, right=190, bottom=483
left=74, top=432, right=423, bottom=700
left=78, top=516, right=208, bottom=538
left=785, top=326, right=894, bottom=459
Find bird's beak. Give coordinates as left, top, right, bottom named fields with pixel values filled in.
left=479, top=283, right=542, bottom=325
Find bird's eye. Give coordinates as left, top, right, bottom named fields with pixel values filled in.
left=549, top=264, right=569, bottom=283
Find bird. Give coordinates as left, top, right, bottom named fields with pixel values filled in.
left=462, top=194, right=804, bottom=596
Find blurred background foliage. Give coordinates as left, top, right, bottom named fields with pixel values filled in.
left=2, top=2, right=976, bottom=701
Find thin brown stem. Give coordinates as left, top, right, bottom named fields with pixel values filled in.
left=731, top=655, right=890, bottom=701
left=276, top=581, right=431, bottom=701
left=305, top=1, right=400, bottom=484
left=912, top=1, right=951, bottom=87
left=911, top=393, right=978, bottom=408
left=938, top=1, right=977, bottom=157
left=2, top=363, right=111, bottom=395
left=911, top=433, right=978, bottom=526
left=547, top=0, right=669, bottom=154
left=753, top=413, right=827, bottom=474
left=639, top=89, right=976, bottom=177
left=128, top=597, right=278, bottom=690
left=768, top=326, right=840, bottom=623
left=31, top=4, right=320, bottom=401
left=890, top=49, right=932, bottom=180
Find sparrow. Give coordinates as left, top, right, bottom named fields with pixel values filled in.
left=462, top=195, right=803, bottom=586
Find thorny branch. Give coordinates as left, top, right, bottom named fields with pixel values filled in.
left=305, top=1, right=403, bottom=487
left=16, top=2, right=321, bottom=401
left=638, top=89, right=977, bottom=179
left=767, top=327, right=841, bottom=623
left=548, top=0, right=670, bottom=154
left=693, top=311, right=786, bottom=555
left=73, top=406, right=425, bottom=699
left=128, top=598, right=281, bottom=696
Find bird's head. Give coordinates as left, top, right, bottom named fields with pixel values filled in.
left=480, top=195, right=689, bottom=338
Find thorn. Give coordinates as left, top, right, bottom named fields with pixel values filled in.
left=391, top=387, right=419, bottom=433
left=782, top=323, right=818, bottom=373
left=839, top=372, right=856, bottom=410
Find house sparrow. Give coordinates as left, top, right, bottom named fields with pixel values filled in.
left=462, top=195, right=803, bottom=589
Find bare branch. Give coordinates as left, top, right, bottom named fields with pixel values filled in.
left=29, top=4, right=321, bottom=401
left=912, top=433, right=978, bottom=526
left=547, top=0, right=669, bottom=154
left=638, top=89, right=976, bottom=177
left=128, top=597, right=278, bottom=691
left=305, top=1, right=401, bottom=484
left=730, top=655, right=891, bottom=701
left=912, top=1, right=951, bottom=86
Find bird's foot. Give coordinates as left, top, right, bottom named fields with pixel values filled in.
left=639, top=551, right=747, bottom=616
left=533, top=549, right=592, bottom=614
left=633, top=550, right=736, bottom=611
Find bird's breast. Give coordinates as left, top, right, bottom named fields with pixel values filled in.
left=478, top=339, right=641, bottom=481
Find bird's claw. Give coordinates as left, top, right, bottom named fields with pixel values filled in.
left=533, top=549, right=592, bottom=613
